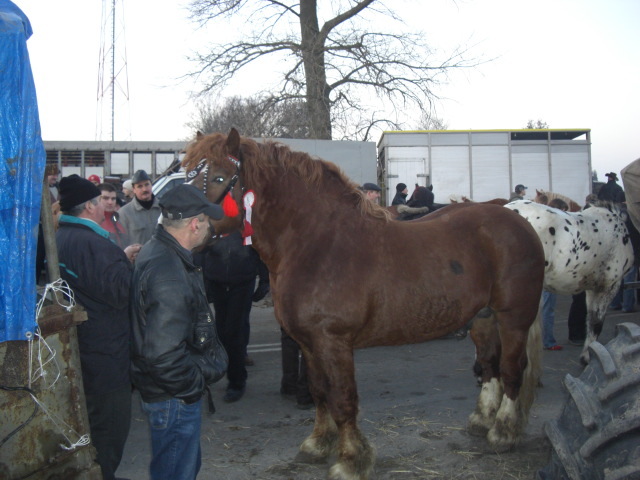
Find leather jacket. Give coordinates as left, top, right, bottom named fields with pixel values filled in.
left=131, top=225, right=227, bottom=404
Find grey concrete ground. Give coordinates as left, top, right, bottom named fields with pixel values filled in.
left=115, top=295, right=639, bottom=479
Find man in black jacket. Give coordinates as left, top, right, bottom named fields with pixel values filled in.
left=598, top=172, right=626, bottom=203
left=56, top=175, right=139, bottom=480
left=130, top=184, right=226, bottom=480
left=391, top=182, right=408, bottom=205
left=196, top=230, right=260, bottom=403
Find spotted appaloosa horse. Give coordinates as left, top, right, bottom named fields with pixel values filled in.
left=183, top=129, right=545, bottom=480
left=505, top=200, right=633, bottom=363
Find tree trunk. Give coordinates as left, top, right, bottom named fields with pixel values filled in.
left=300, top=0, right=332, bottom=139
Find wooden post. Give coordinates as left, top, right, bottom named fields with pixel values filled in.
left=41, top=165, right=60, bottom=281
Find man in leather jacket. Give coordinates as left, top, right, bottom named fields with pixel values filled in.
left=130, top=184, right=226, bottom=480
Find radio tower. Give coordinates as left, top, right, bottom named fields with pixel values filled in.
left=96, top=0, right=130, bottom=141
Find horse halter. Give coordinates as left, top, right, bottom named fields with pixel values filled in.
left=187, top=154, right=241, bottom=205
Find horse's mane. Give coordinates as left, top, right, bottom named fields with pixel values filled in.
left=183, top=132, right=390, bottom=221
left=586, top=200, right=627, bottom=218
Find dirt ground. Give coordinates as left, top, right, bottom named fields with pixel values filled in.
left=115, top=295, right=639, bottom=479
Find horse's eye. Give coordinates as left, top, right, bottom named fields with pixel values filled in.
left=212, top=176, right=225, bottom=184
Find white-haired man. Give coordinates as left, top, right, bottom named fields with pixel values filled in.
left=56, top=174, right=140, bottom=479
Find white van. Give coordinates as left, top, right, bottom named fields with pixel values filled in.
left=152, top=171, right=186, bottom=201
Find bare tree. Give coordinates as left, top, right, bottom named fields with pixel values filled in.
left=187, top=0, right=479, bottom=140
left=187, top=95, right=311, bottom=138
left=417, top=111, right=448, bottom=130
left=525, top=119, right=549, bottom=129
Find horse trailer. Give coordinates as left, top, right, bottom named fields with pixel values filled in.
left=377, top=129, right=592, bottom=206
left=44, top=137, right=377, bottom=187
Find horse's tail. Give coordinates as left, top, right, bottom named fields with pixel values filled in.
left=518, top=307, right=542, bottom=425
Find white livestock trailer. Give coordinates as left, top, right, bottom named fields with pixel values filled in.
left=377, top=129, right=592, bottom=206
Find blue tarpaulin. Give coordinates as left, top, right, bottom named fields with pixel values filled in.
left=0, top=0, right=45, bottom=342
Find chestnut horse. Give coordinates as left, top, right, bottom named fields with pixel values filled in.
left=183, top=129, right=545, bottom=480
left=534, top=189, right=581, bottom=212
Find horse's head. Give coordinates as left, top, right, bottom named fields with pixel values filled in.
left=534, top=189, right=548, bottom=205
left=181, top=128, right=246, bottom=239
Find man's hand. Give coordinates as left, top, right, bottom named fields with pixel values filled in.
left=252, top=283, right=270, bottom=302
left=124, top=244, right=142, bottom=263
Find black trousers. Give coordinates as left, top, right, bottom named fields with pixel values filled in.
left=207, top=279, right=253, bottom=391
left=280, top=329, right=312, bottom=404
left=85, top=384, right=131, bottom=480
left=568, top=292, right=587, bottom=342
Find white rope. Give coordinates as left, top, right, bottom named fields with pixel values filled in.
left=29, top=392, right=90, bottom=451
left=31, top=278, right=73, bottom=389
left=26, top=278, right=89, bottom=451
left=35, top=278, right=76, bottom=319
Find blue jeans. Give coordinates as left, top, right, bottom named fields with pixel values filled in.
left=141, top=398, right=202, bottom=480
left=611, top=265, right=638, bottom=311
left=542, top=290, right=558, bottom=348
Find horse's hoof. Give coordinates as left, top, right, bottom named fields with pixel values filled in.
left=487, top=424, right=518, bottom=453
left=467, top=422, right=490, bottom=437
left=467, top=412, right=492, bottom=437
left=328, top=458, right=374, bottom=480
left=294, top=450, right=328, bottom=465
left=299, top=434, right=337, bottom=460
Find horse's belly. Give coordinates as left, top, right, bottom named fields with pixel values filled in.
left=353, top=298, right=479, bottom=348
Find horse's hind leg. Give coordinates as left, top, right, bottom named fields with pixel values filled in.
left=468, top=310, right=503, bottom=437
left=580, top=289, right=614, bottom=364
left=487, top=308, right=541, bottom=452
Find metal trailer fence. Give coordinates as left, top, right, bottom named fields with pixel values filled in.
left=44, top=138, right=377, bottom=187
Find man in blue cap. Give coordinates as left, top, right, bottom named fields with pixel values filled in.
left=361, top=181, right=382, bottom=203
left=509, top=184, right=527, bottom=201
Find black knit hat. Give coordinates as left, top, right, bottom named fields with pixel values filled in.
left=396, top=182, right=407, bottom=192
left=59, top=174, right=101, bottom=212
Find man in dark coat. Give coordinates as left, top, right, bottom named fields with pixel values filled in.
left=598, top=172, right=625, bottom=203
left=392, top=182, right=408, bottom=205
left=56, top=175, right=139, bottom=480
left=196, top=230, right=260, bottom=403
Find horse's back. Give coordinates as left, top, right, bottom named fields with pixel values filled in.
left=506, top=200, right=633, bottom=293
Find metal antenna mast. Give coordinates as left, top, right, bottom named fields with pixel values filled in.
left=96, top=0, right=130, bottom=141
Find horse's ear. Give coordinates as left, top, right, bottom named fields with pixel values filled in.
left=227, top=128, right=241, bottom=156
left=196, top=131, right=205, bottom=140
left=536, top=189, right=542, bottom=195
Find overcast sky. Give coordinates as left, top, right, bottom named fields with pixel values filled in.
left=12, top=0, right=640, bottom=182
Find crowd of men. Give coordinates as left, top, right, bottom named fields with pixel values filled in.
left=47, top=172, right=232, bottom=480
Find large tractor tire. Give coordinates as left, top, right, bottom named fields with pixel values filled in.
left=537, top=322, right=640, bottom=480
